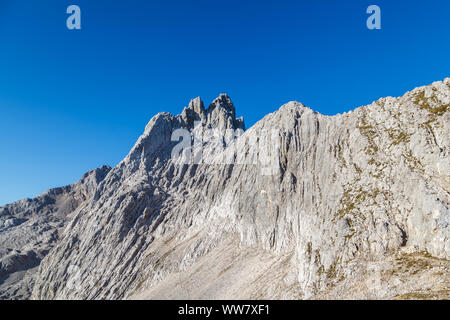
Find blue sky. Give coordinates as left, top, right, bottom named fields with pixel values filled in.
left=0, top=0, right=449, bottom=205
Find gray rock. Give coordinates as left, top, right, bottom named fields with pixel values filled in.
left=2, top=79, right=449, bottom=300
left=0, top=165, right=111, bottom=299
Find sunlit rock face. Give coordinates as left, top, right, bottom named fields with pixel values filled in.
left=2, top=79, right=449, bottom=300
left=0, top=165, right=111, bottom=299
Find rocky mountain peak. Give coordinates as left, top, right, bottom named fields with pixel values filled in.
left=207, top=93, right=235, bottom=115
left=207, top=94, right=245, bottom=130
left=181, top=94, right=245, bottom=130
left=181, top=97, right=206, bottom=128
left=1, top=79, right=449, bottom=300
left=80, top=165, right=111, bottom=183
left=188, top=96, right=206, bottom=114
left=0, top=165, right=111, bottom=299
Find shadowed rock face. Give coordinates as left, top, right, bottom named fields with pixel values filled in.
left=0, top=165, right=111, bottom=299
left=180, top=94, right=245, bottom=131
left=2, top=80, right=450, bottom=300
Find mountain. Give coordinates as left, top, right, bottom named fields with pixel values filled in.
left=1, top=79, right=449, bottom=300
left=0, top=165, right=111, bottom=299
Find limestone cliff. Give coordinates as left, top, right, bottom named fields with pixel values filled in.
left=1, top=80, right=449, bottom=300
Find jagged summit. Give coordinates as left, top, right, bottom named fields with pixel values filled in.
left=128, top=94, right=246, bottom=169
left=1, top=79, right=449, bottom=300
left=207, top=93, right=235, bottom=114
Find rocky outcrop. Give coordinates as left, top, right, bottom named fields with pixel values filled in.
left=2, top=79, right=449, bottom=300
left=0, top=166, right=111, bottom=299
left=180, top=94, right=245, bottom=131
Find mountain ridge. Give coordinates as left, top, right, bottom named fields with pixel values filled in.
left=1, top=78, right=449, bottom=300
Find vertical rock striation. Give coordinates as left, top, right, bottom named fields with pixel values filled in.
left=2, top=79, right=449, bottom=300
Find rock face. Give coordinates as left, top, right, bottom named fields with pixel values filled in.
left=0, top=166, right=111, bottom=299
left=1, top=80, right=449, bottom=300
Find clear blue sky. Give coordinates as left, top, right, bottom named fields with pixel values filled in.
left=0, top=0, right=449, bottom=205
